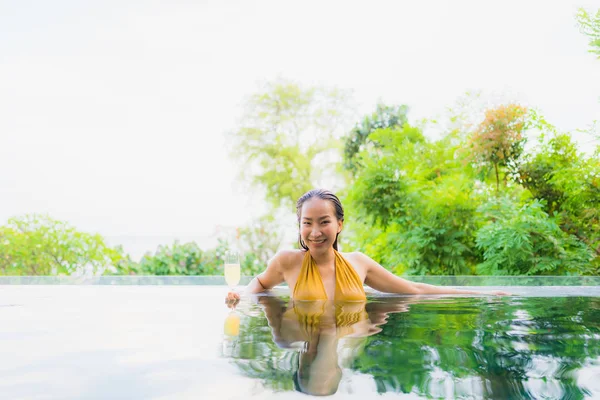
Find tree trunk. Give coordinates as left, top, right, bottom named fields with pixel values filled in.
left=494, top=162, right=500, bottom=195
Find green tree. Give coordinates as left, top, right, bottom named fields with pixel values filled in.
left=344, top=103, right=596, bottom=275
left=518, top=132, right=600, bottom=267
left=104, top=237, right=270, bottom=277
left=230, top=78, right=354, bottom=210
left=475, top=197, right=594, bottom=275
left=0, top=214, right=121, bottom=275
left=466, top=104, right=529, bottom=194
left=576, top=7, right=600, bottom=58
left=238, top=214, right=283, bottom=276
left=345, top=123, right=483, bottom=275
left=518, top=133, right=574, bottom=215
left=105, top=245, right=140, bottom=275
left=134, top=239, right=228, bottom=275
left=342, top=103, right=409, bottom=175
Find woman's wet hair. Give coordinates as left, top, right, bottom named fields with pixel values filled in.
left=296, top=189, right=344, bottom=251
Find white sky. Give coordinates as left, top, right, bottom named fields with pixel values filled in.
left=1, top=0, right=599, bottom=258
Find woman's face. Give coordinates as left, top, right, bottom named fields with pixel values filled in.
left=300, top=198, right=342, bottom=253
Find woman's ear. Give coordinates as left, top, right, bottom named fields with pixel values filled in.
left=337, top=220, right=343, bottom=234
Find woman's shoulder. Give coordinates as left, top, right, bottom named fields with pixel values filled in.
left=340, top=251, right=375, bottom=266
left=270, top=249, right=305, bottom=270
left=340, top=251, right=368, bottom=260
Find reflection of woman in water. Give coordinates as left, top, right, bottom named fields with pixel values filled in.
left=252, top=294, right=414, bottom=396
left=227, top=188, right=508, bottom=306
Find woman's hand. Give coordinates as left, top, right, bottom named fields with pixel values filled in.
left=225, top=291, right=240, bottom=309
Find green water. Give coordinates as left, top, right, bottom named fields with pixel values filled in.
left=225, top=295, right=600, bottom=399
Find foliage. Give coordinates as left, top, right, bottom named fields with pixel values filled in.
left=576, top=7, right=600, bottom=58
left=108, top=237, right=267, bottom=277
left=475, top=198, right=594, bottom=275
left=518, top=132, right=600, bottom=270
left=342, top=103, right=409, bottom=175
left=230, top=78, right=354, bottom=210
left=237, top=214, right=283, bottom=276
left=345, top=123, right=483, bottom=275
left=0, top=214, right=121, bottom=275
left=106, top=246, right=141, bottom=275
left=133, top=240, right=225, bottom=275
left=345, top=103, right=597, bottom=275
left=388, top=176, right=482, bottom=275
left=518, top=133, right=576, bottom=215
left=466, top=104, right=530, bottom=193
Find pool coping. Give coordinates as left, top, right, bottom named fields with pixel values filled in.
left=1, top=275, right=599, bottom=286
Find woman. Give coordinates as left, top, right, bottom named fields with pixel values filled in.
left=227, top=188, right=509, bottom=304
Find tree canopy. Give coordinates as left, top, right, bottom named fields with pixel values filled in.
left=0, top=214, right=121, bottom=275
left=576, top=7, right=600, bottom=58
left=230, top=79, right=354, bottom=211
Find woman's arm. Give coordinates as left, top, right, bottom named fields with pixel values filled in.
left=362, top=253, right=509, bottom=296
left=247, top=252, right=286, bottom=293
left=226, top=251, right=287, bottom=306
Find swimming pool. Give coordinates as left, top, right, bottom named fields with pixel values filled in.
left=1, top=277, right=599, bottom=399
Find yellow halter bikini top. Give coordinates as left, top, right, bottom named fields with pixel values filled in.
left=283, top=251, right=367, bottom=340
left=293, top=250, right=366, bottom=302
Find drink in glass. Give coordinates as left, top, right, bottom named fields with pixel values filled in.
left=224, top=251, right=240, bottom=288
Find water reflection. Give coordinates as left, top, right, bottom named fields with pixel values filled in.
left=277, top=298, right=408, bottom=396
left=223, top=295, right=600, bottom=398
left=224, top=295, right=420, bottom=395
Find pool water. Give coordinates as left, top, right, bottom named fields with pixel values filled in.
left=1, top=283, right=599, bottom=399
left=230, top=293, right=600, bottom=399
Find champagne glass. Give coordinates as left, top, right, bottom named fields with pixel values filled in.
left=223, top=251, right=241, bottom=347
left=224, top=251, right=241, bottom=289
